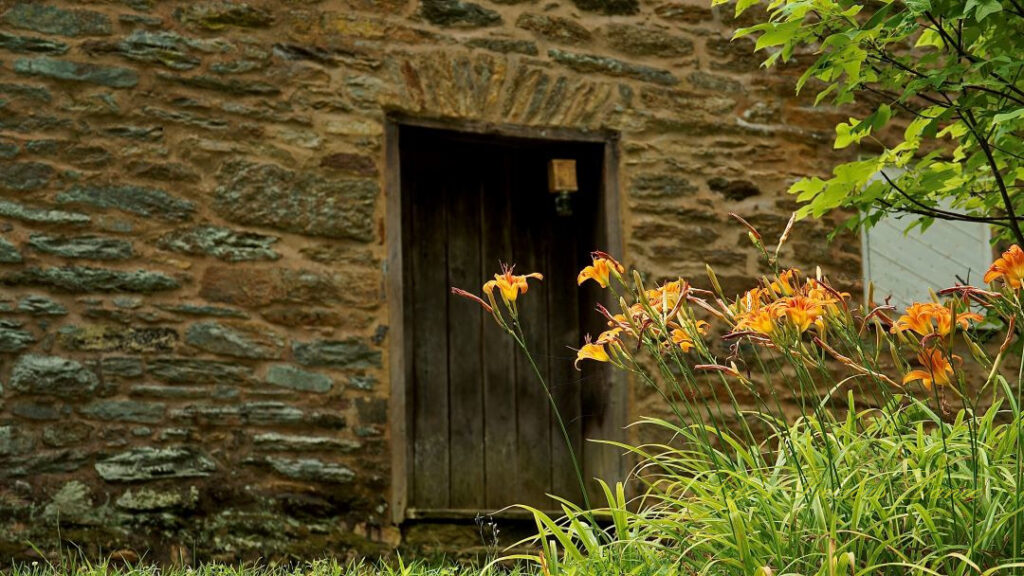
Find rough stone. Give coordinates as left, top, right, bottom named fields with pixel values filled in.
left=95, top=447, right=216, bottom=482
left=654, top=3, right=713, bottom=22
left=571, top=0, right=638, bottom=15
left=185, top=321, right=285, bottom=359
left=0, top=82, right=52, bottom=103
left=421, top=0, right=500, bottom=27
left=9, top=355, right=99, bottom=397
left=83, top=31, right=202, bottom=71
left=293, top=338, right=382, bottom=369
left=130, top=383, right=238, bottom=400
left=157, top=73, right=281, bottom=96
left=57, top=184, right=195, bottom=221
left=260, top=306, right=347, bottom=328
left=264, top=457, right=355, bottom=484
left=0, top=31, right=69, bottom=54
left=515, top=14, right=591, bottom=44
left=176, top=2, right=275, bottom=30
left=0, top=200, right=89, bottom=225
left=708, top=177, right=761, bottom=201
left=0, top=161, right=54, bottom=191
left=126, top=160, right=201, bottom=182
left=631, top=174, right=698, bottom=198
left=116, top=487, right=198, bottom=511
left=688, top=70, right=743, bottom=93
left=242, top=402, right=304, bottom=425
left=14, top=57, right=138, bottom=88
left=142, top=106, right=229, bottom=131
left=348, top=374, right=377, bottom=391
left=548, top=49, right=678, bottom=85
left=0, top=425, right=35, bottom=455
left=103, top=125, right=164, bottom=141
left=214, top=161, right=377, bottom=241
left=63, top=144, right=111, bottom=168
left=18, top=295, right=68, bottom=316
left=148, top=358, right=253, bottom=384
left=199, top=266, right=371, bottom=309
left=28, top=234, right=134, bottom=260
left=0, top=237, right=22, bottom=263
left=157, top=225, right=279, bottom=262
left=42, top=422, right=93, bottom=447
left=465, top=37, right=538, bottom=55
left=265, top=364, right=333, bottom=393
left=10, top=400, right=64, bottom=421
left=79, top=400, right=166, bottom=424
left=2, top=4, right=112, bottom=37
left=0, top=325, right=35, bottom=352
left=58, top=324, right=178, bottom=353
left=253, top=433, right=359, bottom=452
left=0, top=141, right=19, bottom=158
left=156, top=303, right=248, bottom=318
left=318, top=153, right=378, bottom=176
left=100, top=357, right=144, bottom=379
left=1, top=267, right=180, bottom=293
left=602, top=24, right=694, bottom=57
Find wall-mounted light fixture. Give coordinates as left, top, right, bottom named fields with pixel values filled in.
left=548, top=158, right=578, bottom=217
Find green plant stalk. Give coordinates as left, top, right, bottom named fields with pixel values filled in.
left=509, top=325, right=593, bottom=513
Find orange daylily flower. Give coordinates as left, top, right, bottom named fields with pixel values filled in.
left=892, top=302, right=982, bottom=337
left=484, top=264, right=543, bottom=305
left=574, top=336, right=610, bottom=370
left=769, top=269, right=800, bottom=296
left=902, top=348, right=957, bottom=390
left=669, top=320, right=710, bottom=352
left=985, top=245, right=1024, bottom=288
left=577, top=251, right=625, bottom=289
left=779, top=295, right=824, bottom=333
left=735, top=305, right=779, bottom=335
left=597, top=327, right=623, bottom=343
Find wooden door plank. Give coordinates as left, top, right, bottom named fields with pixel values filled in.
left=581, top=142, right=624, bottom=502
left=548, top=200, right=584, bottom=503
left=411, top=140, right=451, bottom=510
left=447, top=142, right=485, bottom=509
left=513, top=148, right=552, bottom=508
left=482, top=151, right=518, bottom=509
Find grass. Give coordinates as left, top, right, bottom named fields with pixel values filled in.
left=2, top=558, right=515, bottom=576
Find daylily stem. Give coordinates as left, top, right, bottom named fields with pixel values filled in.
left=510, top=326, right=593, bottom=512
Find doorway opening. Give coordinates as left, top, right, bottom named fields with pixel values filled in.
left=387, top=119, right=624, bottom=520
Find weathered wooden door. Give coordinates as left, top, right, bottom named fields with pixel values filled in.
left=398, top=125, right=621, bottom=514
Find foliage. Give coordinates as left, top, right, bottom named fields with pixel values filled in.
left=454, top=221, right=1024, bottom=574
left=2, top=557, right=512, bottom=576
left=724, top=0, right=1024, bottom=244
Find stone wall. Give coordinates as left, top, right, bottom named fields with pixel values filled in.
left=0, top=0, right=860, bottom=563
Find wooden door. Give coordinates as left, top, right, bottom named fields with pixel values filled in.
left=399, top=125, right=619, bottom=514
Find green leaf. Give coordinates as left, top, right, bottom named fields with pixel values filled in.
left=754, top=20, right=801, bottom=51
left=994, top=108, right=1024, bottom=124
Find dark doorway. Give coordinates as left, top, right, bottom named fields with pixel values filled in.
left=394, top=124, right=622, bottom=516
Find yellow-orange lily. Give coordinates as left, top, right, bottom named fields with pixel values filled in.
left=577, top=251, right=625, bottom=289
left=484, top=264, right=543, bottom=305
left=769, top=268, right=800, bottom=296
left=574, top=336, right=610, bottom=370
left=735, top=305, right=779, bottom=336
left=669, top=320, right=710, bottom=352
left=985, top=244, right=1024, bottom=289
left=779, top=295, right=824, bottom=333
left=892, top=302, right=982, bottom=337
left=902, top=348, right=957, bottom=390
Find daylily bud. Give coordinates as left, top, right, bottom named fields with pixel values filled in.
left=706, top=264, right=724, bottom=300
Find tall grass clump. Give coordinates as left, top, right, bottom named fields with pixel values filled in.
left=453, top=215, right=1024, bottom=575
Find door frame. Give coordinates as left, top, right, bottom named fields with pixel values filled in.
left=384, top=114, right=624, bottom=523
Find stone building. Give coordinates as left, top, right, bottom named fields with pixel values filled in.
left=0, top=0, right=865, bottom=562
